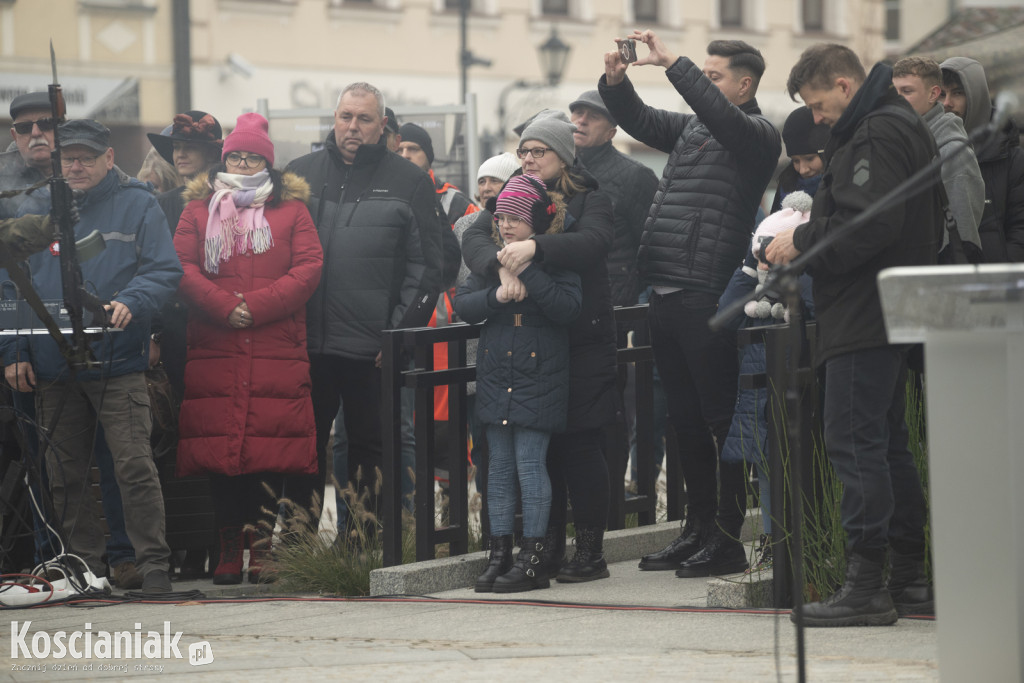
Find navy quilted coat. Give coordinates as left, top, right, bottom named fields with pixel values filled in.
left=455, top=263, right=581, bottom=433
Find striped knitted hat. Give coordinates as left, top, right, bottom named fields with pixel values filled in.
left=494, top=174, right=545, bottom=229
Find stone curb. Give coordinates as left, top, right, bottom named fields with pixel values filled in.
left=369, top=514, right=763, bottom=596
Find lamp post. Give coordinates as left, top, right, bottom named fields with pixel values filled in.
left=459, top=0, right=492, bottom=104
left=496, top=27, right=572, bottom=142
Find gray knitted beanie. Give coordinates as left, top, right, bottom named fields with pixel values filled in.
left=519, top=115, right=576, bottom=167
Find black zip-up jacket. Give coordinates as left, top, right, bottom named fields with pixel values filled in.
left=792, top=64, right=943, bottom=365
left=598, top=57, right=781, bottom=295
left=577, top=141, right=659, bottom=307
left=285, top=132, right=443, bottom=360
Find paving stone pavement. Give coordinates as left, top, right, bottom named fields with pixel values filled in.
left=2, top=557, right=937, bottom=682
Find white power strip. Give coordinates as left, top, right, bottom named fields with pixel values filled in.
left=0, top=570, right=111, bottom=607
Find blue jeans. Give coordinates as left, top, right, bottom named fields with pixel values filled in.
left=823, top=346, right=927, bottom=555
left=485, top=424, right=552, bottom=538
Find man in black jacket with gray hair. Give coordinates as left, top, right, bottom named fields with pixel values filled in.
left=599, top=31, right=780, bottom=577
left=284, top=82, right=443, bottom=526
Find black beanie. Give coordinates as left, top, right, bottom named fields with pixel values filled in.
left=398, top=122, right=434, bottom=165
left=782, top=107, right=830, bottom=157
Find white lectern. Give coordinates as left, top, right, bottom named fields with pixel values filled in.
left=878, top=264, right=1024, bottom=683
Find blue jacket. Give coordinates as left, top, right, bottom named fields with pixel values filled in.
left=455, top=262, right=582, bottom=434
left=0, top=169, right=182, bottom=381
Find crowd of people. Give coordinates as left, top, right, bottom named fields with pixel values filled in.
left=1, top=31, right=1020, bottom=625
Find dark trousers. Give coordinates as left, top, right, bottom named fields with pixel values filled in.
left=211, top=473, right=282, bottom=531
left=648, top=289, right=745, bottom=531
left=283, top=354, right=383, bottom=523
left=823, top=346, right=927, bottom=555
left=547, top=427, right=610, bottom=530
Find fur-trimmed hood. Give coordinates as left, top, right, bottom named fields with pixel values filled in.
left=486, top=188, right=570, bottom=247
left=182, top=170, right=311, bottom=204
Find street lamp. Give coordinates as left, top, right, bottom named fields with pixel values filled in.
left=495, top=27, right=572, bottom=147
left=537, top=27, right=572, bottom=87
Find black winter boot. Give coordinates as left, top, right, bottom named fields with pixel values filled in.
left=474, top=535, right=513, bottom=593
left=675, top=525, right=748, bottom=577
left=541, top=525, right=566, bottom=576
left=793, top=551, right=899, bottom=627
left=638, top=516, right=710, bottom=571
left=493, top=538, right=550, bottom=593
left=887, top=549, right=933, bottom=616
left=557, top=526, right=610, bottom=583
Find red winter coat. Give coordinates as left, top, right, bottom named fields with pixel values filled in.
left=173, top=172, right=323, bottom=477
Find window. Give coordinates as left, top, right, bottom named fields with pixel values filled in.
left=885, top=0, right=900, bottom=41
left=541, top=0, right=568, bottom=16
left=803, top=0, right=823, bottom=32
left=634, top=0, right=658, bottom=23
left=720, top=0, right=742, bottom=27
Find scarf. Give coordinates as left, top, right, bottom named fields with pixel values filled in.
left=205, top=170, right=274, bottom=273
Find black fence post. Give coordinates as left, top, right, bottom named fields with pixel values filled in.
left=381, top=329, right=404, bottom=567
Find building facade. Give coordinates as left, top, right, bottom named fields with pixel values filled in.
left=3, top=1, right=978, bottom=172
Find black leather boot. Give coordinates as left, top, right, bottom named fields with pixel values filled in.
left=557, top=526, right=610, bottom=583
left=493, top=538, right=550, bottom=593
left=887, top=549, right=933, bottom=616
left=793, top=551, right=898, bottom=627
left=638, top=516, right=709, bottom=571
left=474, top=535, right=513, bottom=593
left=675, top=525, right=748, bottom=577
left=541, top=524, right=566, bottom=576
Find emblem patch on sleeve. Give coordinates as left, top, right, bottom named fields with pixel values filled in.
left=853, top=158, right=870, bottom=187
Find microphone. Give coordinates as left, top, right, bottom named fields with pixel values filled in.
left=991, top=91, right=1019, bottom=133
left=972, top=91, right=1019, bottom=144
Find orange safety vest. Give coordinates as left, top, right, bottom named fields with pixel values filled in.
left=429, top=290, right=453, bottom=422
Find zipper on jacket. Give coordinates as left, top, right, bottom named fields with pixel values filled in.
left=319, top=181, right=346, bottom=354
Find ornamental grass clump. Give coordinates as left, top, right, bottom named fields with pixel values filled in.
left=267, top=469, right=390, bottom=596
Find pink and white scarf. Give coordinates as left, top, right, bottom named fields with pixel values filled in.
left=204, top=170, right=274, bottom=273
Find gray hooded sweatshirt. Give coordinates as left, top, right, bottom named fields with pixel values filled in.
left=941, top=56, right=1024, bottom=262
left=922, top=102, right=984, bottom=251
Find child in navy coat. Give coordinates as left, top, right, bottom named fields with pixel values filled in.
left=455, top=174, right=582, bottom=593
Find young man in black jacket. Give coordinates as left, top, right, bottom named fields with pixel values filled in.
left=767, top=44, right=943, bottom=626
left=599, top=31, right=781, bottom=577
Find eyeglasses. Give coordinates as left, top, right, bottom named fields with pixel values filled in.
left=12, top=118, right=56, bottom=135
left=225, top=152, right=266, bottom=168
left=494, top=214, right=524, bottom=228
left=60, top=154, right=101, bottom=168
left=516, top=147, right=554, bottom=159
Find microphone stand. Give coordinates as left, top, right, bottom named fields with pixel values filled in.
left=708, top=108, right=1000, bottom=683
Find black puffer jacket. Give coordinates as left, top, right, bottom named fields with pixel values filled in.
left=792, top=64, right=943, bottom=364
left=599, top=57, right=781, bottom=295
left=285, top=133, right=443, bottom=360
left=461, top=168, right=620, bottom=432
left=577, top=142, right=659, bottom=307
